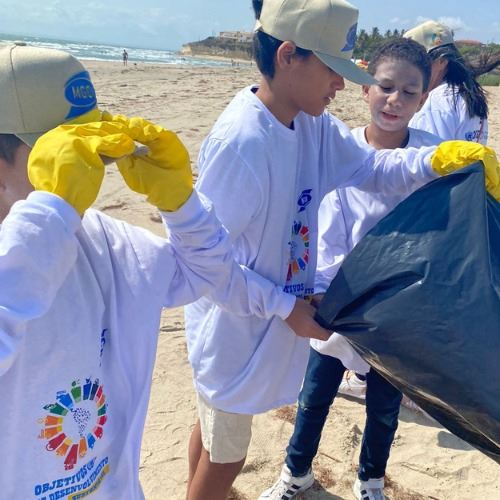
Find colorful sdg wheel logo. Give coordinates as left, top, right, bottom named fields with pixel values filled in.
left=38, top=378, right=108, bottom=470
left=287, top=221, right=310, bottom=281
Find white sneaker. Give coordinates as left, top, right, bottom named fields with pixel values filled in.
left=353, top=477, right=385, bottom=500
left=259, top=465, right=314, bottom=499
left=338, top=372, right=367, bottom=400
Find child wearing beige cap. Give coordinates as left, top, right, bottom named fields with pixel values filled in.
left=404, top=20, right=489, bottom=144
left=0, top=44, right=297, bottom=499
left=261, top=38, right=441, bottom=500
left=184, top=2, right=499, bottom=499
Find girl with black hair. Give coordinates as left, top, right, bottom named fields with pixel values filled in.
left=404, top=20, right=489, bottom=144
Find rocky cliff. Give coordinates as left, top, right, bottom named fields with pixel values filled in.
left=181, top=36, right=253, bottom=60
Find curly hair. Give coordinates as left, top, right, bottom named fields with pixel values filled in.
left=367, top=38, right=432, bottom=91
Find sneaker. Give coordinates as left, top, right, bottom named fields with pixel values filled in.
left=338, top=371, right=367, bottom=400
left=353, top=477, right=385, bottom=500
left=259, top=465, right=314, bottom=499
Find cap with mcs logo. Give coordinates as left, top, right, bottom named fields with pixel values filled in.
left=403, top=20, right=455, bottom=53
left=255, top=0, right=376, bottom=85
left=0, top=43, right=99, bottom=146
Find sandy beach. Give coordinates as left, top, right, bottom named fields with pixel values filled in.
left=86, top=60, right=500, bottom=500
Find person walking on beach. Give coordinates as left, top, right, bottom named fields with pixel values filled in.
left=260, top=38, right=441, bottom=500
left=123, top=48, right=128, bottom=66
left=0, top=43, right=303, bottom=499
left=183, top=1, right=499, bottom=499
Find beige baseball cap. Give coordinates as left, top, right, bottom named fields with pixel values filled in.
left=255, top=0, right=375, bottom=85
left=0, top=44, right=99, bottom=146
left=403, top=20, right=455, bottom=53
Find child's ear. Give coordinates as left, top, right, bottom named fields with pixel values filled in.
left=362, top=85, right=370, bottom=103
left=276, top=41, right=297, bottom=67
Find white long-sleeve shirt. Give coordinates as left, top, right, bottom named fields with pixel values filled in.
left=312, top=126, right=442, bottom=371
left=185, top=86, right=439, bottom=414
left=0, top=189, right=292, bottom=499
left=409, top=83, right=488, bottom=144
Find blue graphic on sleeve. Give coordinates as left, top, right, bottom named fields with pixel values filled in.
left=64, top=71, right=97, bottom=119
left=342, top=23, right=358, bottom=52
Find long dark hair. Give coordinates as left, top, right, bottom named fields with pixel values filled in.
left=429, top=44, right=488, bottom=119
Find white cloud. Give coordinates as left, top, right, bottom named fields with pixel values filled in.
left=4, top=2, right=190, bottom=32
left=415, top=15, right=431, bottom=25
left=0, top=1, right=202, bottom=48
left=437, top=16, right=469, bottom=33
left=389, top=17, right=410, bottom=25
left=412, top=15, right=470, bottom=36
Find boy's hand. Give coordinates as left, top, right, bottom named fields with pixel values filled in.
left=308, top=293, right=325, bottom=309
left=285, top=298, right=331, bottom=341
left=431, top=141, right=500, bottom=200
left=28, top=122, right=135, bottom=215
left=102, top=113, right=193, bottom=211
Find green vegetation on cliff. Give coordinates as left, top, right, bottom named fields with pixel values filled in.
left=181, top=37, right=252, bottom=60
left=182, top=32, right=499, bottom=82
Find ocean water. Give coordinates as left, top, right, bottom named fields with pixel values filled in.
left=0, top=33, right=235, bottom=67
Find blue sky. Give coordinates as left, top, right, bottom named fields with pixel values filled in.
left=1, top=0, right=498, bottom=50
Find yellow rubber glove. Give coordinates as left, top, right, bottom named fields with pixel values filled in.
left=102, top=112, right=192, bottom=211
left=431, top=141, right=500, bottom=201
left=28, top=121, right=135, bottom=215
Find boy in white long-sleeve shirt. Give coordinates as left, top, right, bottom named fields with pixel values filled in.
left=0, top=44, right=299, bottom=499
left=261, top=38, right=442, bottom=500
left=183, top=2, right=499, bottom=499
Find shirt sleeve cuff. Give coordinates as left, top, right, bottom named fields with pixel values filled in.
left=276, top=292, right=297, bottom=320
left=425, top=148, right=440, bottom=179
left=27, top=191, right=81, bottom=233
left=159, top=190, right=205, bottom=229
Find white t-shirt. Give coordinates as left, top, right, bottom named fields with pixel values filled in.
left=0, top=190, right=291, bottom=499
left=312, top=126, right=442, bottom=371
left=185, top=86, right=438, bottom=414
left=410, top=83, right=488, bottom=144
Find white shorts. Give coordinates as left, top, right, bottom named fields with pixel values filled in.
left=197, top=393, right=253, bottom=464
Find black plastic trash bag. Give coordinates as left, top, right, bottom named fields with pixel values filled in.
left=315, top=163, right=500, bottom=463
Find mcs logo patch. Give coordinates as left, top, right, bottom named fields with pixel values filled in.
left=64, top=71, right=97, bottom=119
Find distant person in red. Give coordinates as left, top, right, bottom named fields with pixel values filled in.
left=122, top=49, right=128, bottom=66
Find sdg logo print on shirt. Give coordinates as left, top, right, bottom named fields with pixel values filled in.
left=33, top=377, right=110, bottom=499
left=38, top=377, right=108, bottom=470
